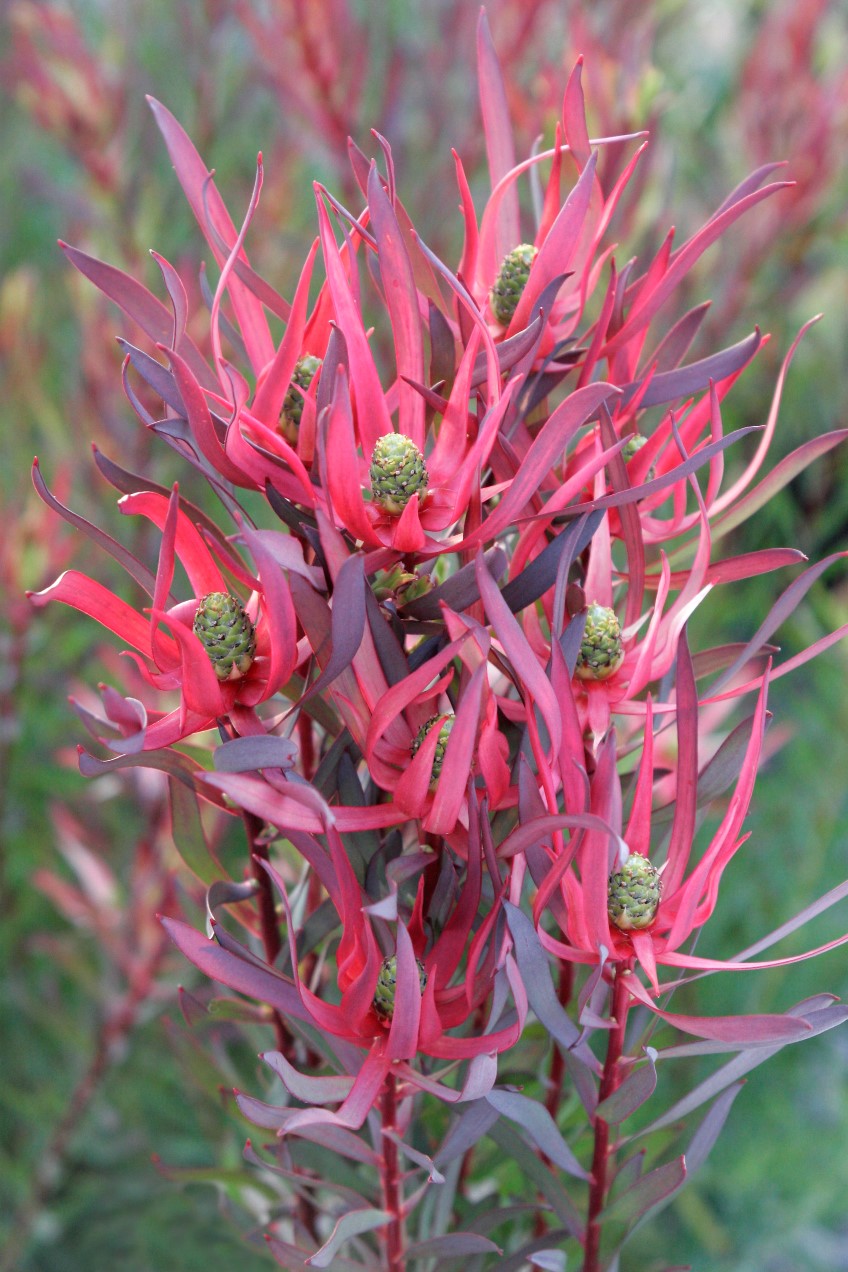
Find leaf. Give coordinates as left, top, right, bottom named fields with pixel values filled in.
left=486, top=1089, right=588, bottom=1179
left=401, top=545, right=508, bottom=621
left=598, top=1157, right=687, bottom=1227
left=161, top=916, right=310, bottom=1022
left=262, top=1051, right=355, bottom=1105
left=500, top=511, right=603, bottom=614
left=306, top=1208, right=391, bottom=1268
left=31, top=459, right=159, bottom=600
left=596, top=1049, right=658, bottom=1123
left=651, top=710, right=760, bottom=829
left=620, top=328, right=762, bottom=409
left=710, top=430, right=848, bottom=542
left=213, top=735, right=299, bottom=772
left=504, top=903, right=581, bottom=1050
left=706, top=549, right=848, bottom=698
left=433, top=1100, right=501, bottom=1168
left=59, top=240, right=217, bottom=389
left=487, top=1122, right=584, bottom=1239
left=405, top=1234, right=502, bottom=1261
left=168, top=776, right=224, bottom=884
left=642, top=999, right=848, bottom=1132
left=684, top=1082, right=744, bottom=1175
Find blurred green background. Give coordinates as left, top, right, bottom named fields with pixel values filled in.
left=1, top=1, right=847, bottom=1268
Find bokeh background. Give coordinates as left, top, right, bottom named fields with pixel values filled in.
left=1, top=1, right=847, bottom=1268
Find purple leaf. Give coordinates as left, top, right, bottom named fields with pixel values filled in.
left=213, top=735, right=298, bottom=773
left=486, top=1089, right=588, bottom=1179
left=32, top=459, right=159, bottom=600
left=488, top=1121, right=584, bottom=1239
left=684, top=1082, right=744, bottom=1176
left=118, top=339, right=185, bottom=415
left=501, top=512, right=603, bottom=615
left=598, top=1156, right=687, bottom=1227
left=621, top=328, right=762, bottom=409
left=161, top=916, right=311, bottom=1022
left=60, top=241, right=216, bottom=389
left=596, top=1049, right=658, bottom=1123
left=405, top=1234, right=502, bottom=1260
left=433, top=1101, right=501, bottom=1168
left=401, top=546, right=508, bottom=620
left=78, top=745, right=209, bottom=792
left=91, top=446, right=240, bottom=566
left=504, top=903, right=581, bottom=1050
left=168, top=777, right=224, bottom=884
left=489, top=1232, right=572, bottom=1272
left=711, top=430, right=848, bottom=541
left=708, top=550, right=848, bottom=697
left=643, top=301, right=710, bottom=373
left=652, top=709, right=761, bottom=829
left=307, top=1210, right=391, bottom=1269
left=262, top=1051, right=354, bottom=1105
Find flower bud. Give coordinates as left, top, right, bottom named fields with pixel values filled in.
left=622, top=432, right=656, bottom=482
left=193, top=592, right=256, bottom=681
left=608, top=854, right=662, bottom=931
left=490, top=243, right=538, bottom=326
left=575, top=603, right=624, bottom=681
left=369, top=433, right=429, bottom=515
left=372, top=565, right=434, bottom=605
left=279, top=354, right=322, bottom=443
left=373, top=954, right=428, bottom=1022
left=411, top=713, right=455, bottom=782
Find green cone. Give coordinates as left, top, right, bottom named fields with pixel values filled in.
left=575, top=603, right=624, bottom=682
left=373, top=954, right=428, bottom=1022
left=490, top=243, right=538, bottom=326
left=369, top=433, right=429, bottom=515
left=411, top=713, right=455, bottom=782
left=622, top=432, right=656, bottom=482
left=193, top=592, right=257, bottom=682
left=608, top=853, right=662, bottom=931
left=279, top=354, right=322, bottom=443
left=372, top=564, right=434, bottom=605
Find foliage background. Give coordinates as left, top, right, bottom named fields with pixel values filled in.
left=1, top=1, right=846, bottom=1268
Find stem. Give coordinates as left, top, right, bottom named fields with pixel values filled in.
left=380, top=1073, right=406, bottom=1272
left=545, top=961, right=574, bottom=1123
left=583, top=966, right=631, bottom=1272
left=243, top=810, right=290, bottom=1055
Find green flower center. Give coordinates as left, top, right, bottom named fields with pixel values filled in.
left=369, top=433, right=429, bottom=515
left=608, top=854, right=662, bottom=931
left=193, top=592, right=257, bottom=682
left=490, top=243, right=538, bottom=326
left=373, top=954, right=428, bottom=1022
left=575, top=603, right=624, bottom=682
left=411, top=714, right=455, bottom=782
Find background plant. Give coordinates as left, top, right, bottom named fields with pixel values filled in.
left=3, top=2, right=848, bottom=1269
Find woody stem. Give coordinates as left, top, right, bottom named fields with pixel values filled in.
left=583, top=966, right=631, bottom=1272
left=380, top=1072, right=406, bottom=1272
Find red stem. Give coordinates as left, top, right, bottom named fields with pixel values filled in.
left=583, top=966, right=632, bottom=1272
left=243, top=811, right=290, bottom=1055
left=380, top=1073, right=406, bottom=1272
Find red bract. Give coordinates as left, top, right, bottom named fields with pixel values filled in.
left=29, top=476, right=299, bottom=748
left=164, top=806, right=525, bottom=1135
left=522, top=644, right=848, bottom=1031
